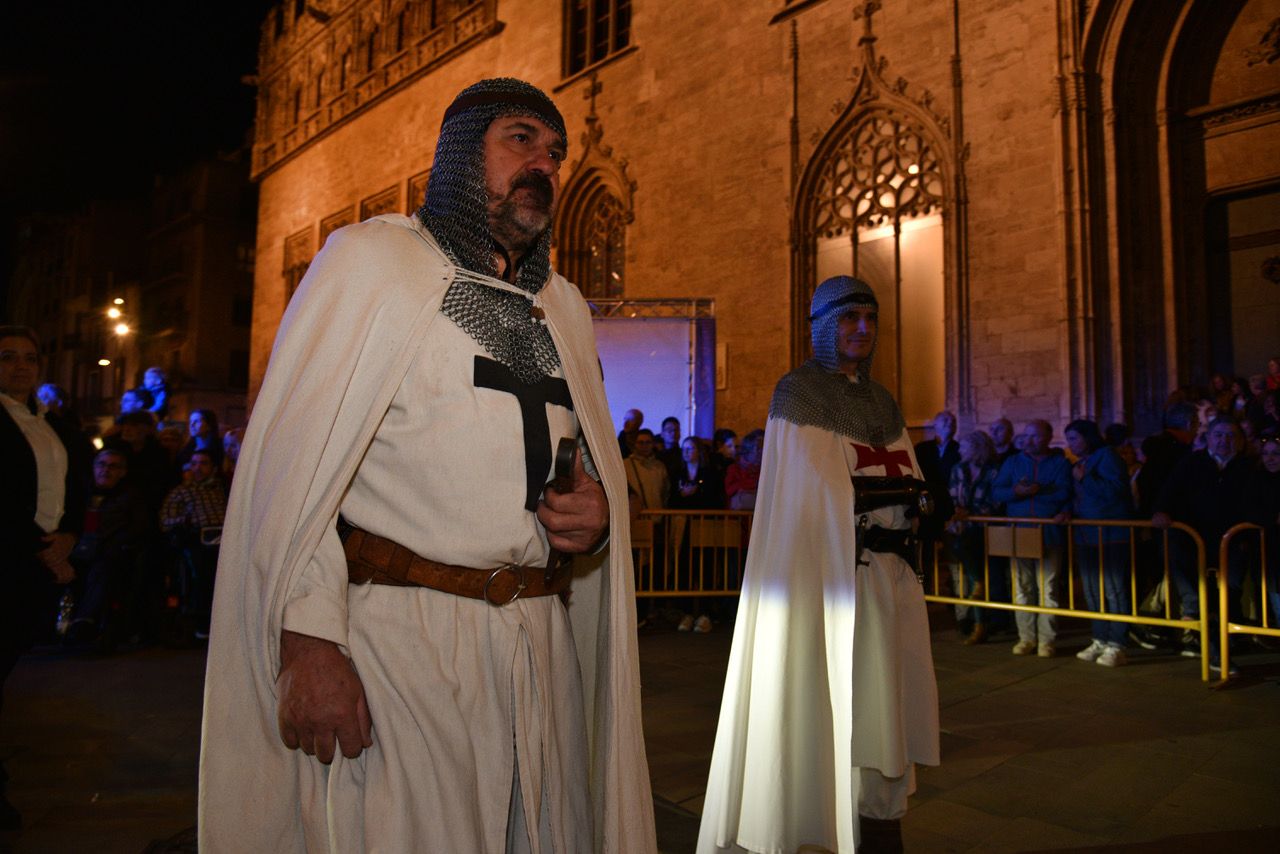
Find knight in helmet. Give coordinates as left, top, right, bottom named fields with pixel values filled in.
left=698, top=276, right=941, bottom=853
left=199, top=78, right=655, bottom=852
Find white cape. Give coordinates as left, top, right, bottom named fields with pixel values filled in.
left=198, top=214, right=656, bottom=853
left=697, top=417, right=939, bottom=854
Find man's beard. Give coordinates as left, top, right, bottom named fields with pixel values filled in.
left=488, top=172, right=555, bottom=254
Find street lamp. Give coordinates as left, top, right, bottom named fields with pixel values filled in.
left=106, top=303, right=132, bottom=407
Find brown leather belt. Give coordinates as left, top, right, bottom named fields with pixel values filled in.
left=342, top=527, right=571, bottom=606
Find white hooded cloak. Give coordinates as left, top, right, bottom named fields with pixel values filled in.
left=198, top=214, right=656, bottom=853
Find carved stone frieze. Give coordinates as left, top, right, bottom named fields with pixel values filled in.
left=282, top=227, right=314, bottom=300
left=282, top=227, right=313, bottom=274
left=1263, top=255, right=1280, bottom=285
left=1245, top=16, right=1280, bottom=66
left=252, top=1, right=500, bottom=179
left=406, top=169, right=431, bottom=214
left=1198, top=94, right=1280, bottom=128
left=320, top=206, right=355, bottom=242
left=556, top=75, right=636, bottom=298
left=360, top=185, right=400, bottom=219
left=564, top=79, right=637, bottom=221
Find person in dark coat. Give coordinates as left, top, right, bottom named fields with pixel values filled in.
left=1242, top=433, right=1280, bottom=631
left=0, top=325, right=89, bottom=829
left=66, top=449, right=152, bottom=646
left=668, top=436, right=726, bottom=633
left=105, top=410, right=175, bottom=516
left=1152, top=417, right=1252, bottom=663
left=916, top=410, right=960, bottom=603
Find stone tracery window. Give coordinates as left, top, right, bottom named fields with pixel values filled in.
left=807, top=107, right=947, bottom=424
left=812, top=109, right=943, bottom=240
left=582, top=191, right=627, bottom=298
left=558, top=175, right=627, bottom=298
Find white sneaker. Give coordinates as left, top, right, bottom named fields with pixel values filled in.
left=1096, top=646, right=1126, bottom=668
left=677, top=614, right=694, bottom=632
left=1076, top=640, right=1106, bottom=662
left=692, top=615, right=712, bottom=634
left=1012, top=640, right=1036, bottom=655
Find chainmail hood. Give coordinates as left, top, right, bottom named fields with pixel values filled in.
left=768, top=276, right=905, bottom=444
left=810, top=275, right=878, bottom=379
left=417, top=78, right=568, bottom=384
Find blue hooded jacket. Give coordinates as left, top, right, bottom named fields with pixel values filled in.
left=993, top=450, right=1072, bottom=546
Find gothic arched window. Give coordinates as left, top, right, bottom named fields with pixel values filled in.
left=802, top=106, right=948, bottom=424
left=558, top=174, right=626, bottom=298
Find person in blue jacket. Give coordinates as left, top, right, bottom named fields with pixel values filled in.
left=1064, top=419, right=1134, bottom=668
left=994, top=420, right=1072, bottom=657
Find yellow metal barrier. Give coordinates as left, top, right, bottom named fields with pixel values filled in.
left=1216, top=523, right=1279, bottom=683
left=630, top=508, right=1231, bottom=683
left=926, top=516, right=1213, bottom=681
left=631, top=509, right=753, bottom=598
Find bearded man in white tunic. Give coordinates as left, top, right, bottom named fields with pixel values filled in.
left=199, top=79, right=656, bottom=853
left=697, top=276, right=940, bottom=854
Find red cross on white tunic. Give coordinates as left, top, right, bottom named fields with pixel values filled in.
left=849, top=442, right=913, bottom=476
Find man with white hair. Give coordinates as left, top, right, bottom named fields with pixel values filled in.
left=618, top=407, right=644, bottom=458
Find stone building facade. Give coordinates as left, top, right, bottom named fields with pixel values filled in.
left=6, top=154, right=257, bottom=430
left=8, top=202, right=146, bottom=421
left=142, top=154, right=257, bottom=427
left=248, top=0, right=1280, bottom=435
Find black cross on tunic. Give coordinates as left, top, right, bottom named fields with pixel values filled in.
left=473, top=356, right=575, bottom=512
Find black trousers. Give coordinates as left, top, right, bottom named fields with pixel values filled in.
left=1, top=557, right=58, bottom=723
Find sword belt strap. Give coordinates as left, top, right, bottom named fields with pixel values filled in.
left=341, top=524, right=570, bottom=607
left=861, top=524, right=919, bottom=564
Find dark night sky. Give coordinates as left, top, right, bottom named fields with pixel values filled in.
left=0, top=1, right=276, bottom=306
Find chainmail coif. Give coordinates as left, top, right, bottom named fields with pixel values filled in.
left=768, top=276, right=906, bottom=445
left=417, top=78, right=567, bottom=384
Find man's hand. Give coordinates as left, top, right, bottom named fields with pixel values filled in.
left=537, top=449, right=608, bottom=553
left=45, top=558, right=75, bottom=584
left=1051, top=510, right=1071, bottom=524
left=38, top=533, right=77, bottom=583
left=39, top=531, right=77, bottom=565
left=1151, top=511, right=1173, bottom=529
left=1013, top=479, right=1040, bottom=498
left=276, top=630, right=373, bottom=764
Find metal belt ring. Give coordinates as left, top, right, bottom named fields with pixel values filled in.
left=483, top=565, right=527, bottom=606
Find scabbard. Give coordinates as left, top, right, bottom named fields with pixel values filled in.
left=851, top=475, right=935, bottom=517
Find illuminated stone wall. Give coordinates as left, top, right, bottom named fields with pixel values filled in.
left=249, top=0, right=1280, bottom=436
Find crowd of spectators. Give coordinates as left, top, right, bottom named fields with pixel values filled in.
left=619, top=411, right=765, bottom=634
left=7, top=349, right=240, bottom=654
left=12, top=344, right=1278, bottom=663
left=918, top=360, right=1280, bottom=672
left=615, top=370, right=1280, bottom=665
left=617, top=410, right=765, bottom=513
left=2, top=328, right=246, bottom=828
